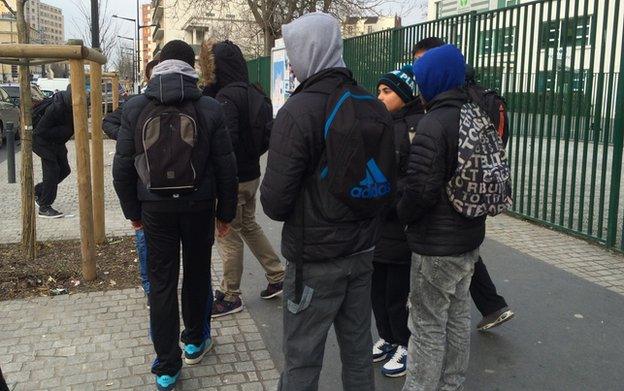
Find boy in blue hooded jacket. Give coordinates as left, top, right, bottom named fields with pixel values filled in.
left=397, top=44, right=485, bottom=390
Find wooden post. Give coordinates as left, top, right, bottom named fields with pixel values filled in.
left=16, top=0, right=36, bottom=259
left=112, top=76, right=120, bottom=111
left=69, top=59, right=97, bottom=281
left=89, top=61, right=105, bottom=244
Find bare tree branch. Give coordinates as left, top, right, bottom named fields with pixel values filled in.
left=0, top=0, right=16, bottom=16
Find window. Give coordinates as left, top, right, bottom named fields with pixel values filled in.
left=226, top=14, right=235, bottom=19
left=497, top=0, right=518, bottom=8
left=479, top=27, right=515, bottom=54
left=367, top=26, right=373, bottom=34
left=537, top=69, right=587, bottom=93
left=540, top=16, right=592, bottom=49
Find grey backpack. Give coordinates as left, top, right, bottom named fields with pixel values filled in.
left=446, top=102, right=513, bottom=217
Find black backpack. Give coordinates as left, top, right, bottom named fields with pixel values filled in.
left=446, top=101, right=513, bottom=217
left=319, top=82, right=396, bottom=218
left=465, top=84, right=509, bottom=146
left=134, top=100, right=208, bottom=197
left=32, top=96, right=54, bottom=130
left=227, top=82, right=273, bottom=158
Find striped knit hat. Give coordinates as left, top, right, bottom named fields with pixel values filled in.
left=377, top=65, right=417, bottom=103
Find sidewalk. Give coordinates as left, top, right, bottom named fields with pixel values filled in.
left=1, top=141, right=624, bottom=390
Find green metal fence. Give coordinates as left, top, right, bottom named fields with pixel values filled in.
left=249, top=0, right=624, bottom=251
left=247, top=56, right=271, bottom=94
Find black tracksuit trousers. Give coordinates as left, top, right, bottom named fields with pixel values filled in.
left=33, top=137, right=71, bottom=208
left=470, top=257, right=508, bottom=317
left=371, top=262, right=411, bottom=347
left=142, top=207, right=215, bottom=377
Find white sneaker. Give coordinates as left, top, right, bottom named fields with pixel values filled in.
left=381, top=345, right=407, bottom=377
left=372, top=338, right=396, bottom=363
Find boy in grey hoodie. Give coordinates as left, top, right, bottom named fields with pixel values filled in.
left=261, top=12, right=377, bottom=391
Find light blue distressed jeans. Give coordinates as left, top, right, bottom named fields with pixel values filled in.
left=403, top=249, right=479, bottom=391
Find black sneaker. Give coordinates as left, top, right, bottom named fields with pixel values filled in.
left=38, top=206, right=64, bottom=219
left=477, top=306, right=515, bottom=331
left=211, top=296, right=243, bottom=318
left=34, top=195, right=40, bottom=207
left=214, top=289, right=225, bottom=301
left=260, top=282, right=283, bottom=299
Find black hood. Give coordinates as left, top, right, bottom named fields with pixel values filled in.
left=392, top=98, right=424, bottom=120
left=213, top=40, right=249, bottom=89
left=144, top=73, right=202, bottom=105
left=426, top=88, right=468, bottom=112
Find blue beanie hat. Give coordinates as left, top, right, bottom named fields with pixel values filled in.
left=413, top=44, right=466, bottom=102
left=377, top=65, right=417, bottom=103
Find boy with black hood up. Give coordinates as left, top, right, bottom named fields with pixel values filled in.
left=33, top=85, right=73, bottom=218
left=260, top=12, right=382, bottom=391
left=113, top=40, right=237, bottom=391
left=200, top=40, right=285, bottom=318
left=397, top=44, right=484, bottom=390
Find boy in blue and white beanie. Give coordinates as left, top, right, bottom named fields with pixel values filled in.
left=377, top=65, right=417, bottom=112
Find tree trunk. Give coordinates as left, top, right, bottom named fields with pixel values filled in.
left=16, top=0, right=36, bottom=260
left=263, top=26, right=275, bottom=56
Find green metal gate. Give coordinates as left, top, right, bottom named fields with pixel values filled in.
left=248, top=0, right=624, bottom=250
left=247, top=56, right=271, bottom=94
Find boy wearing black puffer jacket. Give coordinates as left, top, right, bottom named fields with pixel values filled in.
left=372, top=65, right=424, bottom=378
left=112, top=40, right=238, bottom=391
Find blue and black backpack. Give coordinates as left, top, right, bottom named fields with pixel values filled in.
left=317, top=81, right=396, bottom=219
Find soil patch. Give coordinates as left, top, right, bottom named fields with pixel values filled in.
left=0, top=236, right=141, bottom=301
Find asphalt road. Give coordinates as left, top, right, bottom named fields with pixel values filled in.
left=231, top=203, right=624, bottom=391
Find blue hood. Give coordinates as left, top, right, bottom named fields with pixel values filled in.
left=413, top=44, right=466, bottom=102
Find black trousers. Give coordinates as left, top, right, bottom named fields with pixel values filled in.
left=0, top=366, right=9, bottom=391
left=470, top=256, right=508, bottom=317
left=142, top=208, right=215, bottom=377
left=371, top=262, right=411, bottom=347
left=33, top=137, right=70, bottom=207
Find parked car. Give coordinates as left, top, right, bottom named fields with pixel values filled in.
left=0, top=87, right=21, bottom=147
left=36, top=78, right=70, bottom=95
left=0, top=83, right=46, bottom=107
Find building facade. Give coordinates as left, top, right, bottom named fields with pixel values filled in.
left=150, top=0, right=263, bottom=64
left=140, top=3, right=155, bottom=79
left=428, top=0, right=519, bottom=20
left=24, top=0, right=64, bottom=44
left=342, top=15, right=401, bottom=38
left=0, top=10, right=17, bottom=82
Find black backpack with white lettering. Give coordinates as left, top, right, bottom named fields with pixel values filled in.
left=446, top=101, right=512, bottom=217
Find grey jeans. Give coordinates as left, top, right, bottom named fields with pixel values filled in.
left=278, top=251, right=375, bottom=391
left=403, top=249, right=479, bottom=391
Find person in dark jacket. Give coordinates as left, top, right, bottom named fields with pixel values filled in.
left=103, top=58, right=160, bottom=299
left=112, top=40, right=238, bottom=391
left=413, top=36, right=515, bottom=332
left=372, top=65, right=424, bottom=378
left=200, top=40, right=285, bottom=317
left=33, top=85, right=73, bottom=218
left=260, top=12, right=381, bottom=391
left=398, top=44, right=483, bottom=391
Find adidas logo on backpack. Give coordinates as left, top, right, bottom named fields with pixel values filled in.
left=350, top=159, right=391, bottom=199
left=447, top=102, right=513, bottom=217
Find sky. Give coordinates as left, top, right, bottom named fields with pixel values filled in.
left=47, top=0, right=429, bottom=45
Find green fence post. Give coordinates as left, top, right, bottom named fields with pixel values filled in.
left=606, top=52, right=624, bottom=246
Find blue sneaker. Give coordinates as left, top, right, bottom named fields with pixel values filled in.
left=156, top=372, right=179, bottom=391
left=372, top=338, right=397, bottom=363
left=183, top=338, right=213, bottom=365
left=381, top=345, right=407, bottom=377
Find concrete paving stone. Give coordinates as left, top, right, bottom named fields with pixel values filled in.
left=240, top=382, right=264, bottom=391
left=259, top=369, right=280, bottom=380
left=201, top=376, right=223, bottom=387
left=234, top=361, right=256, bottom=372
left=245, top=372, right=259, bottom=382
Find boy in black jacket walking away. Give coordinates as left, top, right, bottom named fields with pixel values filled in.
left=261, top=12, right=394, bottom=391
left=112, top=40, right=238, bottom=391
left=372, top=65, right=424, bottom=378
left=200, top=40, right=285, bottom=318
left=398, top=44, right=483, bottom=390
left=33, top=86, right=73, bottom=218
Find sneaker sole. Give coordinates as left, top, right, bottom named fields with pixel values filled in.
left=478, top=311, right=515, bottom=331
left=38, top=214, right=64, bottom=219
left=383, top=369, right=407, bottom=378
left=373, top=354, right=388, bottom=362
left=260, top=289, right=283, bottom=300
left=211, top=304, right=244, bottom=318
left=183, top=340, right=214, bottom=365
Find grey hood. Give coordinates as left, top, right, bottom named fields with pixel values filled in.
left=150, top=59, right=199, bottom=80
left=145, top=59, right=202, bottom=104
left=282, top=12, right=346, bottom=82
